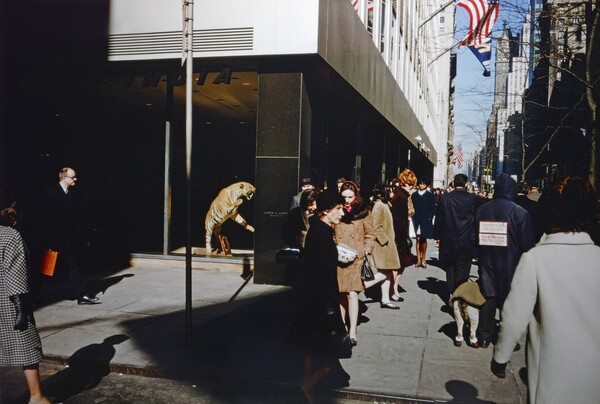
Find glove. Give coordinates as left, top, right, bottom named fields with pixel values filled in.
left=9, top=294, right=34, bottom=331
left=490, top=358, right=507, bottom=378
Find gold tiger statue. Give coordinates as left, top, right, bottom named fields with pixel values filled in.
left=205, top=182, right=256, bottom=254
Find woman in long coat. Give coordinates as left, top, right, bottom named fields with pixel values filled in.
left=370, top=184, right=401, bottom=309
left=292, top=190, right=348, bottom=401
left=0, top=225, right=50, bottom=404
left=492, top=176, right=600, bottom=403
left=335, top=181, right=375, bottom=345
left=411, top=178, right=436, bottom=268
left=390, top=169, right=417, bottom=300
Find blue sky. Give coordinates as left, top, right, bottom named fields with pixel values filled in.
left=453, top=0, right=529, bottom=168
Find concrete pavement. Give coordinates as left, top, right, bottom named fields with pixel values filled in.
left=2, top=247, right=527, bottom=403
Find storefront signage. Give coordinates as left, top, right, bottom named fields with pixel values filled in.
left=122, top=68, right=233, bottom=88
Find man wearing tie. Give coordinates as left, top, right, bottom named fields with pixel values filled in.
left=43, top=167, right=100, bottom=304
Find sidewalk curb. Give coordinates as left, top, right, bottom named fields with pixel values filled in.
left=41, top=355, right=443, bottom=403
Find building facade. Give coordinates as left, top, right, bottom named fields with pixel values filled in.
left=1, top=0, right=453, bottom=283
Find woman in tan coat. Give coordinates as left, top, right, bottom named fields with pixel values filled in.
left=370, top=184, right=401, bottom=309
left=335, top=181, right=375, bottom=345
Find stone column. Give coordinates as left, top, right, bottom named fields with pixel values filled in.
left=254, top=73, right=311, bottom=285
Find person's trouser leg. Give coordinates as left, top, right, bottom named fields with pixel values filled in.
left=454, top=254, right=472, bottom=288
left=477, top=296, right=497, bottom=343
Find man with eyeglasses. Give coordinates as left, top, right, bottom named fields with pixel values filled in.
left=42, top=167, right=100, bottom=305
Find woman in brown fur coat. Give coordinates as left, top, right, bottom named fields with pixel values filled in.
left=335, top=181, right=375, bottom=345
left=390, top=169, right=417, bottom=301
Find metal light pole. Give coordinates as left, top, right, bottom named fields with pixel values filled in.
left=183, top=0, right=194, bottom=341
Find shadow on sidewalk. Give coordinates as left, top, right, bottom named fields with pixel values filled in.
left=417, top=276, right=450, bottom=310
left=445, top=380, right=495, bottom=403
left=35, top=273, right=134, bottom=306
left=41, top=335, right=129, bottom=403
left=114, top=286, right=351, bottom=402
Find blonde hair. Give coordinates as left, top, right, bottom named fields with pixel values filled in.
left=397, top=168, right=417, bottom=187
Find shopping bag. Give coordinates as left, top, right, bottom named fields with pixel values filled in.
left=40, top=250, right=59, bottom=277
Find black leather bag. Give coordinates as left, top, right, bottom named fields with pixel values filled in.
left=406, top=237, right=413, bottom=249
left=360, top=256, right=375, bottom=281
left=325, top=332, right=353, bottom=359
left=322, top=305, right=353, bottom=358
left=275, top=247, right=301, bottom=264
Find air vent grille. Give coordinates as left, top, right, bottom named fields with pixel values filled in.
left=109, top=27, right=254, bottom=57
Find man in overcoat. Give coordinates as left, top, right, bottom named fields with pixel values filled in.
left=475, top=174, right=535, bottom=347
left=433, top=174, right=480, bottom=296
left=42, top=167, right=99, bottom=304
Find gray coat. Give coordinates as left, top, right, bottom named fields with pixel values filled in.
left=371, top=200, right=401, bottom=270
left=494, top=232, right=600, bottom=404
left=0, top=226, right=43, bottom=366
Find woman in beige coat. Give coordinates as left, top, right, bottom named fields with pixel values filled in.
left=335, top=181, right=375, bottom=345
left=370, top=184, right=401, bottom=309
left=492, top=176, right=600, bottom=403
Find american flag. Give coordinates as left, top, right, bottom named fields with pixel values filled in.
left=351, top=0, right=374, bottom=13
left=469, top=37, right=492, bottom=76
left=457, top=0, right=499, bottom=47
left=452, top=143, right=465, bottom=168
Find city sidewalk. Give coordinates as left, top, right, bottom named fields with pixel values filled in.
left=3, top=247, right=527, bottom=403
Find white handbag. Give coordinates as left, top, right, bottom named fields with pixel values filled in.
left=336, top=243, right=358, bottom=264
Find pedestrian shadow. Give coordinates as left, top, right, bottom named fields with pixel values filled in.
left=519, top=367, right=528, bottom=385
left=417, top=276, right=450, bottom=312
left=445, top=380, right=494, bottom=403
left=438, top=321, right=457, bottom=342
left=41, top=334, right=129, bottom=403
left=36, top=273, right=134, bottom=305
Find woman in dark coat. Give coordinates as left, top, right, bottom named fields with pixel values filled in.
left=411, top=178, right=436, bottom=268
left=292, top=190, right=348, bottom=401
left=281, top=189, right=317, bottom=289
left=390, top=168, right=417, bottom=300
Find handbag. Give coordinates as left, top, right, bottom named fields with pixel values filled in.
left=322, top=305, right=353, bottom=358
left=361, top=256, right=375, bottom=281
left=337, top=243, right=358, bottom=263
left=325, top=332, right=353, bottom=359
left=406, top=236, right=413, bottom=249
left=40, top=250, right=59, bottom=276
left=275, top=247, right=301, bottom=264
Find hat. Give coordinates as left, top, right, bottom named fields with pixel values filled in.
left=300, top=177, right=314, bottom=186
left=315, top=189, right=343, bottom=213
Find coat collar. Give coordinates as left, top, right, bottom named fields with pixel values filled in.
left=541, top=232, right=595, bottom=246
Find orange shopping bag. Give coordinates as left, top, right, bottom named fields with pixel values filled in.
left=40, top=250, right=59, bottom=276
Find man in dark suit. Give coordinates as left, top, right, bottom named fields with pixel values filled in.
left=43, top=167, right=100, bottom=304
left=433, top=174, right=480, bottom=296
left=515, top=180, right=544, bottom=243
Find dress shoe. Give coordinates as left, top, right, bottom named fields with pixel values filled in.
left=350, top=338, right=358, bottom=346
left=479, top=340, right=490, bottom=349
left=77, top=295, right=101, bottom=305
left=380, top=302, right=400, bottom=310
left=391, top=295, right=404, bottom=302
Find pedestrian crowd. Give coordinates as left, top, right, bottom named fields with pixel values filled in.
left=284, top=171, right=600, bottom=403
left=1, top=165, right=599, bottom=404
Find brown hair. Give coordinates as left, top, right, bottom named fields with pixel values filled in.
left=540, top=176, right=599, bottom=234
left=397, top=168, right=417, bottom=187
